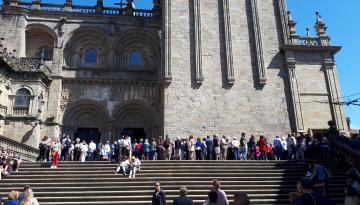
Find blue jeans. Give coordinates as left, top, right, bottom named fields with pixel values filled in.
left=240, top=148, right=247, bottom=160
left=234, top=148, right=240, bottom=160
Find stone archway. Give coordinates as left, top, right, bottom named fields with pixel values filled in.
left=62, top=100, right=110, bottom=143
left=112, top=100, right=161, bottom=142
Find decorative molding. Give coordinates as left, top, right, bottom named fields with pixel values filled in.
left=323, top=59, right=345, bottom=131
left=221, top=0, right=234, bottom=84
left=285, top=57, right=304, bottom=132
left=193, top=0, right=204, bottom=84
left=250, top=0, right=266, bottom=85
left=163, top=0, right=172, bottom=83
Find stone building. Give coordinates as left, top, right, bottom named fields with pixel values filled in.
left=0, top=0, right=347, bottom=147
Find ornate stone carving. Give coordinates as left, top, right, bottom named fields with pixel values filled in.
left=60, top=80, right=161, bottom=111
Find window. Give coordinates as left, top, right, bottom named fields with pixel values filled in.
left=129, top=51, right=143, bottom=65
left=41, top=48, right=50, bottom=60
left=14, top=88, right=31, bottom=108
left=84, top=48, right=97, bottom=64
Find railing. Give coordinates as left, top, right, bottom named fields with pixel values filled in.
left=12, top=107, right=29, bottom=116
left=0, top=135, right=39, bottom=161
left=10, top=1, right=155, bottom=18
left=289, top=36, right=321, bottom=46
left=0, top=105, right=7, bottom=117
left=40, top=3, right=66, bottom=12
left=328, top=132, right=360, bottom=167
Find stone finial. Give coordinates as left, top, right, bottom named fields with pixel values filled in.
left=10, top=0, right=19, bottom=7
left=152, top=0, right=161, bottom=19
left=32, top=0, right=41, bottom=10
left=124, top=0, right=135, bottom=16
left=287, top=11, right=299, bottom=45
left=96, top=0, right=104, bottom=14
left=314, top=11, right=330, bottom=46
left=65, top=0, right=72, bottom=11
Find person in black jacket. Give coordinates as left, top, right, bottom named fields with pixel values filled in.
left=295, top=178, right=335, bottom=205
left=152, top=182, right=166, bottom=205
left=173, top=186, right=193, bottom=205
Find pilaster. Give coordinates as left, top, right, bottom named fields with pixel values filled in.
left=193, top=0, right=204, bottom=84
left=285, top=55, right=304, bottom=132
left=162, top=0, right=172, bottom=83
left=323, top=59, right=346, bottom=131
left=221, top=0, right=235, bottom=84
left=250, top=0, right=266, bottom=85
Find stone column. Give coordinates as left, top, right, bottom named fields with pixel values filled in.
left=193, top=0, right=204, bottom=84
left=162, top=0, right=172, bottom=83
left=285, top=55, right=305, bottom=132
left=250, top=0, right=266, bottom=85
left=323, top=59, right=346, bottom=131
left=220, top=0, right=235, bottom=84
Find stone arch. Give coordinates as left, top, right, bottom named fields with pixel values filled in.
left=114, top=30, right=161, bottom=72
left=62, top=100, right=110, bottom=142
left=112, top=99, right=161, bottom=140
left=63, top=27, right=111, bottom=68
left=25, top=24, right=57, bottom=59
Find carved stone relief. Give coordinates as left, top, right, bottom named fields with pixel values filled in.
left=60, top=80, right=161, bottom=111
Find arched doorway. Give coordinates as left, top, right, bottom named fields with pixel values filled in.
left=112, top=100, right=160, bottom=142
left=62, top=101, right=109, bottom=144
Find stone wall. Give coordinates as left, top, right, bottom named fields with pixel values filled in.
left=163, top=0, right=291, bottom=139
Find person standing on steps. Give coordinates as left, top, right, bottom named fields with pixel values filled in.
left=173, top=186, right=193, bottom=205
left=233, top=192, right=250, bottom=205
left=295, top=177, right=335, bottom=205
left=152, top=182, right=166, bottom=205
left=211, top=179, right=229, bottom=205
left=50, top=138, right=61, bottom=168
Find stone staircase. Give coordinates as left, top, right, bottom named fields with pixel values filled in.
left=0, top=161, right=345, bottom=205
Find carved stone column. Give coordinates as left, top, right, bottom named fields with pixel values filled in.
left=220, top=0, right=235, bottom=84
left=323, top=59, right=345, bottom=131
left=193, top=0, right=204, bottom=84
left=162, top=0, right=172, bottom=83
left=285, top=55, right=304, bottom=132
left=250, top=0, right=266, bottom=85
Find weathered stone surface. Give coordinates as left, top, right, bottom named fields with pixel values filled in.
left=0, top=1, right=348, bottom=147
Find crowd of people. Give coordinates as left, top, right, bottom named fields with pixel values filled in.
left=2, top=186, right=39, bottom=205
left=37, top=131, right=333, bottom=165
left=0, top=149, right=21, bottom=180
left=151, top=177, right=338, bottom=205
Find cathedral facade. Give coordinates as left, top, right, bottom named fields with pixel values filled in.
left=0, top=0, right=347, bottom=147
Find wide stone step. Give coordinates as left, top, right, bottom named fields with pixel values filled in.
left=0, top=161, right=344, bottom=205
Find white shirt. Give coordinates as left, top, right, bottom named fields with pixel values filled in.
left=231, top=139, right=240, bottom=148
left=123, top=139, right=131, bottom=149
left=89, top=142, right=96, bottom=152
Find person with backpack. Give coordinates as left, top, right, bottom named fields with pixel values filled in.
left=310, top=161, right=331, bottom=196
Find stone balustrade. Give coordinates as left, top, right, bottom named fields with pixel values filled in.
left=12, top=107, right=29, bottom=117
left=329, top=133, right=360, bottom=166
left=0, top=135, right=39, bottom=161
left=11, top=1, right=155, bottom=18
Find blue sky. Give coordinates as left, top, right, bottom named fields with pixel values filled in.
left=287, top=0, right=360, bottom=129
left=1, top=0, right=359, bottom=128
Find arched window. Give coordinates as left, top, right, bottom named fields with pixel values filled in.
left=84, top=48, right=97, bottom=64
left=14, top=88, right=31, bottom=108
left=129, top=51, right=143, bottom=65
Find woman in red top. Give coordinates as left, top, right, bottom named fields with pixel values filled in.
left=258, top=136, right=267, bottom=160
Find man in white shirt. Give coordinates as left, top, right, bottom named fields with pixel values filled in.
left=123, top=136, right=131, bottom=158
left=273, top=136, right=283, bottom=160
left=211, top=179, right=229, bottom=205
left=88, top=140, right=96, bottom=161
left=231, top=137, right=240, bottom=160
